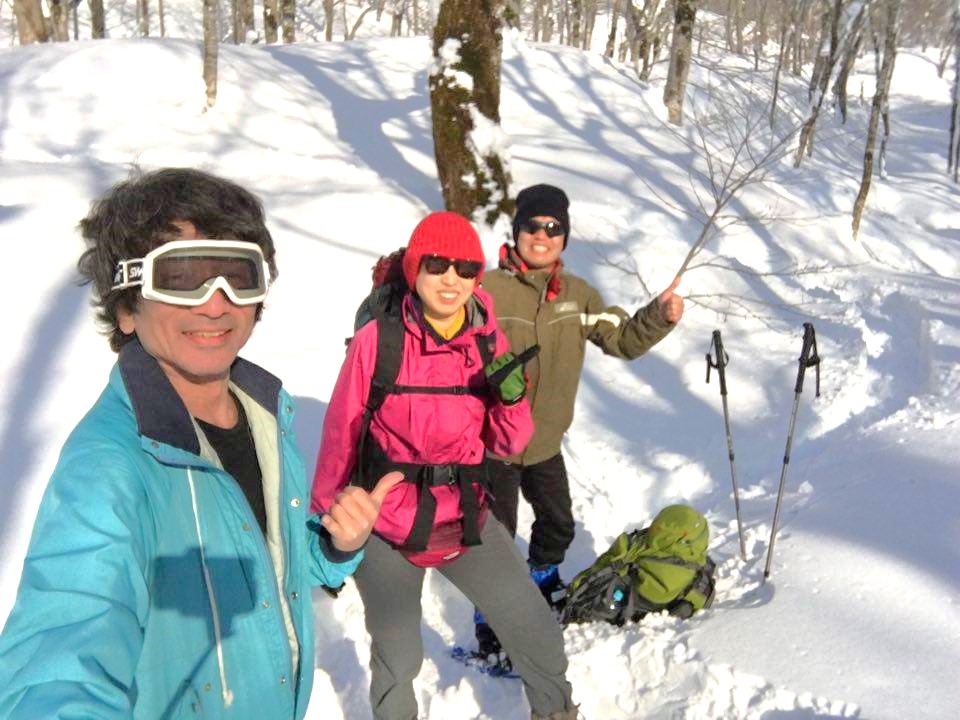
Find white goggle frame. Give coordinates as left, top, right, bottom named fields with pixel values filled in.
left=111, top=240, right=271, bottom=307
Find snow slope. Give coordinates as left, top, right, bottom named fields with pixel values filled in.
left=1, top=17, right=958, bottom=720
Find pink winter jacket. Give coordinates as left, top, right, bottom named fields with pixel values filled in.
left=311, top=287, right=534, bottom=547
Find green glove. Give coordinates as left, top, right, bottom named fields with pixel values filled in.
left=484, top=352, right=526, bottom=405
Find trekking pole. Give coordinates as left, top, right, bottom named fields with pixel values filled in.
left=763, top=323, right=821, bottom=582
left=706, top=330, right=747, bottom=561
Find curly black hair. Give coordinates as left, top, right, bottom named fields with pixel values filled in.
left=77, top=168, right=279, bottom=352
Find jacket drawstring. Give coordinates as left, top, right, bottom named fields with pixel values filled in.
left=187, top=467, right=235, bottom=709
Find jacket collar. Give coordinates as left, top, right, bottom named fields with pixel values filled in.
left=401, top=289, right=492, bottom=345
left=117, top=337, right=282, bottom=456
left=498, top=243, right=564, bottom=301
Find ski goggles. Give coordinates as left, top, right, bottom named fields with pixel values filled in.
left=111, top=240, right=270, bottom=306
left=519, top=219, right=565, bottom=238
left=420, top=255, right=483, bottom=279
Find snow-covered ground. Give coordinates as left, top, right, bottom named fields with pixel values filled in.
left=1, top=7, right=958, bottom=720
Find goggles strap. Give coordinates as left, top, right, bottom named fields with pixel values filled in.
left=112, top=259, right=144, bottom=291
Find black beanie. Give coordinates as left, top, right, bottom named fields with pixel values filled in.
left=512, top=184, right=571, bottom=249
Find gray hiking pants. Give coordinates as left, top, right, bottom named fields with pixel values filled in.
left=354, top=517, right=574, bottom=720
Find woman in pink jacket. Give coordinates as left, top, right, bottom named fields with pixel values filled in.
left=312, top=212, right=576, bottom=720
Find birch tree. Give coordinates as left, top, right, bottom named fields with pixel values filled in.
left=663, top=0, right=700, bottom=125
left=948, top=3, right=960, bottom=180
left=605, top=0, right=623, bottom=56
left=429, top=0, right=512, bottom=227
left=794, top=0, right=864, bottom=166
left=831, top=2, right=867, bottom=122
left=203, top=0, right=219, bottom=109
left=851, top=0, right=902, bottom=238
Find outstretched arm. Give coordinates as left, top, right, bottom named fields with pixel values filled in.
left=0, top=450, right=151, bottom=719
left=584, top=277, right=681, bottom=360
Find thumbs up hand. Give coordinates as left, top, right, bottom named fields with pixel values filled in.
left=657, top=276, right=684, bottom=324
left=320, top=471, right=404, bottom=552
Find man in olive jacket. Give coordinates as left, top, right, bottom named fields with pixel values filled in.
left=477, top=184, right=683, bottom=657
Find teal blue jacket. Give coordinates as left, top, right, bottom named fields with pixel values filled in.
left=0, top=340, right=362, bottom=719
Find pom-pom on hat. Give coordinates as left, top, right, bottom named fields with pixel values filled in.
left=512, top=184, right=571, bottom=249
left=402, top=211, right=485, bottom=289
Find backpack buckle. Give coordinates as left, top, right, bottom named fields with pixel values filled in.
left=425, top=464, right=457, bottom=486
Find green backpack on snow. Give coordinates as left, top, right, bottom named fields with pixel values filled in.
left=560, top=505, right=716, bottom=626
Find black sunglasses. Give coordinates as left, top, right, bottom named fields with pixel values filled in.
left=420, top=255, right=483, bottom=279
left=519, top=219, right=565, bottom=238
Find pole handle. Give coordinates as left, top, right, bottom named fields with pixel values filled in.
left=706, top=330, right=730, bottom=396
left=794, top=323, right=821, bottom=396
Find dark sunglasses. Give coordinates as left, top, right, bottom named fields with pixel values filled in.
left=420, top=255, right=483, bottom=279
left=519, top=219, right=565, bottom=238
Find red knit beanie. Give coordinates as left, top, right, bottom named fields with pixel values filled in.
left=402, top=211, right=485, bottom=289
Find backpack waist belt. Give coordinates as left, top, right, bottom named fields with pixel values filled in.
left=359, top=440, right=488, bottom=552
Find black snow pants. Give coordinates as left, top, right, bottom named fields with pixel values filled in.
left=485, top=452, right=575, bottom=567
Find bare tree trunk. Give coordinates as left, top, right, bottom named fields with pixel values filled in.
left=582, top=0, right=597, bottom=50
left=634, top=0, right=655, bottom=77
left=790, top=0, right=807, bottom=75
left=13, top=0, right=49, bottom=44
left=569, top=0, right=583, bottom=47
left=532, top=0, right=543, bottom=40
left=48, top=0, right=70, bottom=40
left=641, top=1, right=670, bottom=79
left=138, top=0, right=149, bottom=36
left=754, top=0, right=768, bottom=69
left=324, top=0, right=335, bottom=39
left=234, top=0, right=253, bottom=41
left=264, top=0, right=279, bottom=42
left=391, top=3, right=404, bottom=36
left=725, top=0, right=736, bottom=50
left=770, top=23, right=791, bottom=128
left=663, top=0, right=699, bottom=125
left=348, top=3, right=376, bottom=37
left=734, top=0, right=744, bottom=53
left=620, top=4, right=635, bottom=61
left=542, top=0, right=555, bottom=41
left=832, top=4, right=867, bottom=123
left=605, top=0, right=622, bottom=56
left=203, top=0, right=219, bottom=109
left=413, top=0, right=420, bottom=33
left=852, top=0, right=901, bottom=238
left=430, top=0, right=512, bottom=226
left=158, top=0, right=166, bottom=36
left=949, top=8, right=960, bottom=181
left=807, top=0, right=833, bottom=101
left=794, top=0, right=843, bottom=166
left=281, top=0, right=295, bottom=42
left=88, top=0, right=106, bottom=38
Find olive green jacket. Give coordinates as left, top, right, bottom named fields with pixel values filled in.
left=482, top=266, right=675, bottom=465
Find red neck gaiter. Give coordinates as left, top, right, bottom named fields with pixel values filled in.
left=498, top=243, right=564, bottom=302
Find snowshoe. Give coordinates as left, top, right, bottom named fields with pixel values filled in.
left=450, top=644, right=519, bottom=679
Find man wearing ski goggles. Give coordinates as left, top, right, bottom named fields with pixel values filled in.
left=0, top=168, right=394, bottom=720
left=111, top=239, right=271, bottom=306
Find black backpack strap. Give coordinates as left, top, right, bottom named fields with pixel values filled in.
left=355, top=306, right=405, bottom=491
left=403, top=467, right=440, bottom=552
left=457, top=462, right=485, bottom=547
left=475, top=332, right=496, bottom=368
